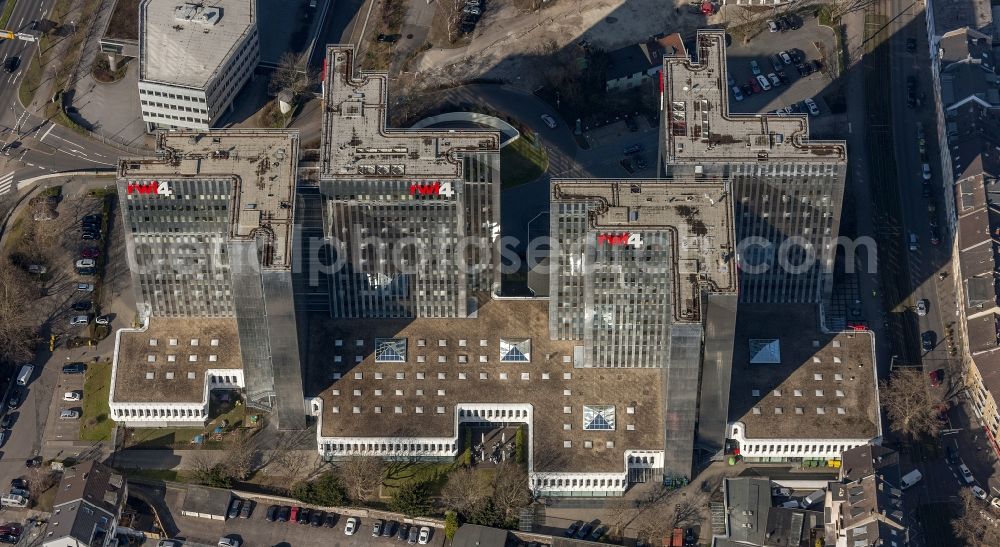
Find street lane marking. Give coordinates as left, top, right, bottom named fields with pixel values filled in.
left=0, top=172, right=15, bottom=195
left=40, top=124, right=55, bottom=142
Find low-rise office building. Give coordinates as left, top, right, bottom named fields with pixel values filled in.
left=727, top=305, right=881, bottom=463
left=109, top=318, right=244, bottom=427
left=138, top=0, right=259, bottom=131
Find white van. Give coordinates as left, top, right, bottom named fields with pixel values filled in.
left=900, top=469, right=923, bottom=490
left=0, top=494, right=27, bottom=507
left=799, top=489, right=826, bottom=508
left=959, top=463, right=976, bottom=485
left=16, top=365, right=33, bottom=386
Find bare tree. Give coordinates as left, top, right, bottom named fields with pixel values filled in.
left=829, top=0, right=877, bottom=18
left=0, top=264, right=40, bottom=363
left=269, top=52, right=317, bottom=100
left=880, top=368, right=942, bottom=439
left=438, top=0, right=467, bottom=44
left=952, top=488, right=1000, bottom=546
left=337, top=456, right=386, bottom=502
left=491, top=461, right=531, bottom=522
left=441, top=466, right=492, bottom=514
left=221, top=430, right=261, bottom=481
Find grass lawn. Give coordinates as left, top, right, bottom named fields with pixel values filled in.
left=125, top=393, right=248, bottom=449
left=80, top=361, right=115, bottom=441
left=500, top=137, right=548, bottom=188
left=380, top=461, right=457, bottom=499
left=0, top=0, right=17, bottom=29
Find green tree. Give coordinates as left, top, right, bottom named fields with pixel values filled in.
left=194, top=464, right=233, bottom=488
left=445, top=511, right=459, bottom=540
left=292, top=472, right=348, bottom=507
left=389, top=481, right=431, bottom=517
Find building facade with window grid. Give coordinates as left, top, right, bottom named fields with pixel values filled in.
left=660, top=30, right=848, bottom=305
left=320, top=45, right=502, bottom=319
left=117, top=130, right=304, bottom=426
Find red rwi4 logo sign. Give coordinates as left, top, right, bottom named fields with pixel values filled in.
left=127, top=181, right=172, bottom=196
left=408, top=181, right=455, bottom=197
left=597, top=232, right=643, bottom=247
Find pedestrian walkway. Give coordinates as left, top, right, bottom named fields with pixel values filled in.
left=0, top=171, right=15, bottom=195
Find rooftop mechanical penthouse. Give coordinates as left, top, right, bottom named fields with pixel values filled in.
left=319, top=45, right=501, bottom=319
left=661, top=30, right=848, bottom=306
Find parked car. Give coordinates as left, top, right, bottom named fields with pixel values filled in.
left=80, top=248, right=100, bottom=258
left=906, top=37, right=917, bottom=52
left=750, top=60, right=761, bottom=75
left=63, top=391, right=81, bottom=401
left=915, top=299, right=928, bottom=316
left=324, top=512, right=338, bottom=528
left=7, top=390, right=21, bottom=410
left=59, top=409, right=80, bottom=420
left=565, top=521, right=584, bottom=537
left=277, top=505, right=290, bottom=522
left=732, top=86, right=744, bottom=102
left=921, top=331, right=936, bottom=351
left=776, top=70, right=789, bottom=85
left=418, top=527, right=431, bottom=545
left=62, top=363, right=86, bottom=374
left=398, top=523, right=412, bottom=541
left=780, top=51, right=792, bottom=65
left=76, top=283, right=94, bottom=292
left=27, top=264, right=46, bottom=274
left=227, top=499, right=242, bottom=520
left=741, top=83, right=753, bottom=97
left=767, top=73, right=781, bottom=87
left=95, top=315, right=111, bottom=325
left=81, top=232, right=100, bottom=241
left=218, top=537, right=240, bottom=547
left=383, top=520, right=398, bottom=537
left=623, top=144, right=643, bottom=155
left=239, top=500, right=254, bottom=519
left=373, top=520, right=384, bottom=536
left=70, top=315, right=90, bottom=326
left=804, top=98, right=820, bottom=116
left=769, top=54, right=783, bottom=71
left=3, top=56, right=19, bottom=73
left=71, top=301, right=92, bottom=311
left=930, top=227, right=940, bottom=245
left=77, top=267, right=97, bottom=276
left=297, top=508, right=310, bottom=524
left=408, top=526, right=419, bottom=544
left=748, top=78, right=762, bottom=94
left=929, top=368, right=944, bottom=387
left=947, top=445, right=961, bottom=464
left=973, top=485, right=988, bottom=500
left=767, top=20, right=778, bottom=32
left=310, top=510, right=325, bottom=526
left=922, top=163, right=932, bottom=180
left=265, top=505, right=279, bottom=521
left=756, top=74, right=771, bottom=91
left=1, top=415, right=14, bottom=429
left=591, top=525, right=608, bottom=541
left=540, top=114, right=557, bottom=129
left=75, top=259, right=96, bottom=269
left=376, top=33, right=400, bottom=42
left=345, top=517, right=359, bottom=535
left=576, top=521, right=595, bottom=539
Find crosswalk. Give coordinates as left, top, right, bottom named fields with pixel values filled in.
left=0, top=172, right=15, bottom=196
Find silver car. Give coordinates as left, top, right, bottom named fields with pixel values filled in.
left=915, top=299, right=928, bottom=316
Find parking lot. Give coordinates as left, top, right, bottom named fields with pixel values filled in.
left=725, top=14, right=839, bottom=116
left=159, top=485, right=444, bottom=547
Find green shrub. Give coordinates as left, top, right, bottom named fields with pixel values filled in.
left=292, top=472, right=347, bottom=506
left=388, top=481, right=430, bottom=517
left=445, top=511, right=459, bottom=540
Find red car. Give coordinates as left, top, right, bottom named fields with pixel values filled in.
left=289, top=506, right=299, bottom=524
left=748, top=78, right=762, bottom=94
left=80, top=248, right=100, bottom=258
left=929, top=369, right=943, bottom=387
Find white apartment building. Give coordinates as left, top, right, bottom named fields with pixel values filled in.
left=138, top=1, right=259, bottom=131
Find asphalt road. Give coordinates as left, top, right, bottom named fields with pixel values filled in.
left=0, top=0, right=122, bottom=206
